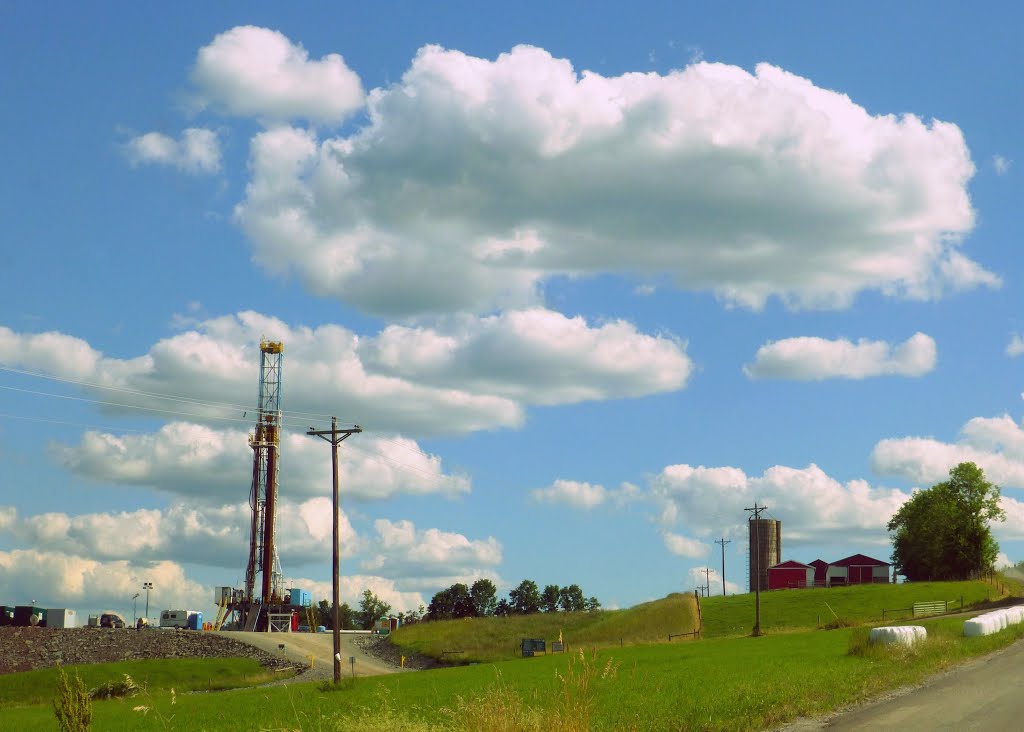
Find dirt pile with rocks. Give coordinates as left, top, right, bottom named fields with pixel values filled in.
left=349, top=633, right=441, bottom=671
left=0, top=627, right=297, bottom=675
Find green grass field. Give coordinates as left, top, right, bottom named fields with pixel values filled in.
left=698, top=579, right=996, bottom=638
left=2, top=578, right=1017, bottom=731
left=391, top=593, right=699, bottom=663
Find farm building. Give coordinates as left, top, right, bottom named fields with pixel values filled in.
left=809, top=559, right=829, bottom=587
left=826, top=553, right=890, bottom=586
left=767, top=560, right=815, bottom=590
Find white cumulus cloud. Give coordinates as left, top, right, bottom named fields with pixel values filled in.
left=651, top=463, right=909, bottom=547
left=663, top=532, right=709, bottom=558
left=744, top=332, right=937, bottom=380
left=0, top=309, right=689, bottom=438
left=192, top=26, right=364, bottom=124
left=872, top=414, right=1024, bottom=489
left=232, top=43, right=992, bottom=317
left=1006, top=334, right=1024, bottom=357
left=124, top=128, right=221, bottom=174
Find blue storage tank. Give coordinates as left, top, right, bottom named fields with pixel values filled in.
left=288, top=588, right=311, bottom=607
left=187, top=611, right=203, bottom=630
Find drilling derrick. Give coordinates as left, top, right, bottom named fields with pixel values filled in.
left=244, top=340, right=284, bottom=606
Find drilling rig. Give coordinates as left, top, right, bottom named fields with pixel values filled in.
left=245, top=339, right=284, bottom=608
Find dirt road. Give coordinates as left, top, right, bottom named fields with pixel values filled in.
left=782, top=636, right=1024, bottom=730
left=220, top=630, right=403, bottom=678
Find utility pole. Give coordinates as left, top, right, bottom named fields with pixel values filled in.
left=744, top=503, right=766, bottom=636
left=714, top=537, right=731, bottom=596
left=704, top=567, right=711, bottom=597
left=307, top=418, right=362, bottom=684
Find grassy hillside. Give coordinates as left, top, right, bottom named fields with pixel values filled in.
left=390, top=592, right=699, bottom=662
left=7, top=612, right=1024, bottom=730
left=700, top=579, right=998, bottom=638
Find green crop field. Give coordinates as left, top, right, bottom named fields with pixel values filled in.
left=3, top=578, right=1018, bottom=731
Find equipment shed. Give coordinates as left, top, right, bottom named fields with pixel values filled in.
left=826, top=553, right=890, bottom=586
left=767, top=560, right=815, bottom=590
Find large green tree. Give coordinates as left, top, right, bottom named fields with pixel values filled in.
left=509, top=579, right=542, bottom=614
left=887, top=462, right=1005, bottom=581
left=356, top=589, right=392, bottom=630
left=470, top=578, right=498, bottom=617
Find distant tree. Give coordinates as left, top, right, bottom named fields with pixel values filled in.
left=584, top=597, right=602, bottom=612
left=470, top=579, right=498, bottom=617
left=541, top=584, right=561, bottom=612
left=888, top=462, right=1005, bottom=581
left=452, top=584, right=476, bottom=618
left=558, top=584, right=586, bottom=612
left=316, top=599, right=355, bottom=629
left=494, top=598, right=512, bottom=617
left=509, top=580, right=541, bottom=615
left=356, top=589, right=392, bottom=630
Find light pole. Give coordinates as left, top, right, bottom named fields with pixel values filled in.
left=132, top=593, right=140, bottom=625
left=143, top=582, right=153, bottom=622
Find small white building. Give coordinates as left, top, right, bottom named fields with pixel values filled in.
left=47, top=609, right=78, bottom=628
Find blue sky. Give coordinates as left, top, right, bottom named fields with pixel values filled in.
left=2, top=2, right=1024, bottom=620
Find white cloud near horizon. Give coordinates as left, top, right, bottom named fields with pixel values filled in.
left=872, top=414, right=1024, bottom=490
left=0, top=499, right=360, bottom=569
left=744, top=333, right=936, bottom=380
left=124, top=128, right=221, bottom=174
left=686, top=566, right=742, bottom=595
left=192, top=26, right=364, bottom=124
left=360, top=519, right=502, bottom=590
left=0, top=550, right=209, bottom=617
left=231, top=42, right=994, bottom=317
left=651, top=463, right=909, bottom=548
left=0, top=309, right=690, bottom=438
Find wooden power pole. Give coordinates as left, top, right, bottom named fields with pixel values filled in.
left=714, top=537, right=731, bottom=596
left=307, top=418, right=362, bottom=684
left=744, top=503, right=767, bottom=637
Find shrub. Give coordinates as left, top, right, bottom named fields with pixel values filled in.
left=53, top=664, right=92, bottom=732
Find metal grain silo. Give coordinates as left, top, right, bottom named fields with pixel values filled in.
left=748, top=518, right=781, bottom=591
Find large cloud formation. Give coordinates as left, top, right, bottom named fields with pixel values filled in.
left=0, top=309, right=689, bottom=438
left=226, top=39, right=993, bottom=316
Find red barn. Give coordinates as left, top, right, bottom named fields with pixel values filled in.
left=826, top=554, right=890, bottom=586
left=767, top=560, right=815, bottom=590
left=809, top=559, right=829, bottom=588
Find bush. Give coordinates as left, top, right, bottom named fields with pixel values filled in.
left=53, top=664, right=92, bottom=732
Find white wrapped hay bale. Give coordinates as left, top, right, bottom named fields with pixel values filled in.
left=870, top=625, right=926, bottom=646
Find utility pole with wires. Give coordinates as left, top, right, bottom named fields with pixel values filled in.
left=745, top=503, right=766, bottom=636
left=714, top=537, right=731, bottom=596
left=307, top=418, right=362, bottom=684
left=704, top=567, right=712, bottom=597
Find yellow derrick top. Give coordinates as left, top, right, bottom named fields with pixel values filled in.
left=260, top=340, right=284, bottom=353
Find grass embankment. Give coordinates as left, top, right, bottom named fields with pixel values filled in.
left=390, top=592, right=699, bottom=663
left=6, top=612, right=1024, bottom=731
left=0, top=657, right=281, bottom=710
left=700, top=579, right=996, bottom=638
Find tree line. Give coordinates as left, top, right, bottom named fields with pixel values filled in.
left=427, top=579, right=600, bottom=621
left=312, top=589, right=427, bottom=631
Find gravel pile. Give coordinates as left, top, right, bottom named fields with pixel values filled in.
left=349, top=633, right=441, bottom=671
left=0, top=627, right=297, bottom=675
